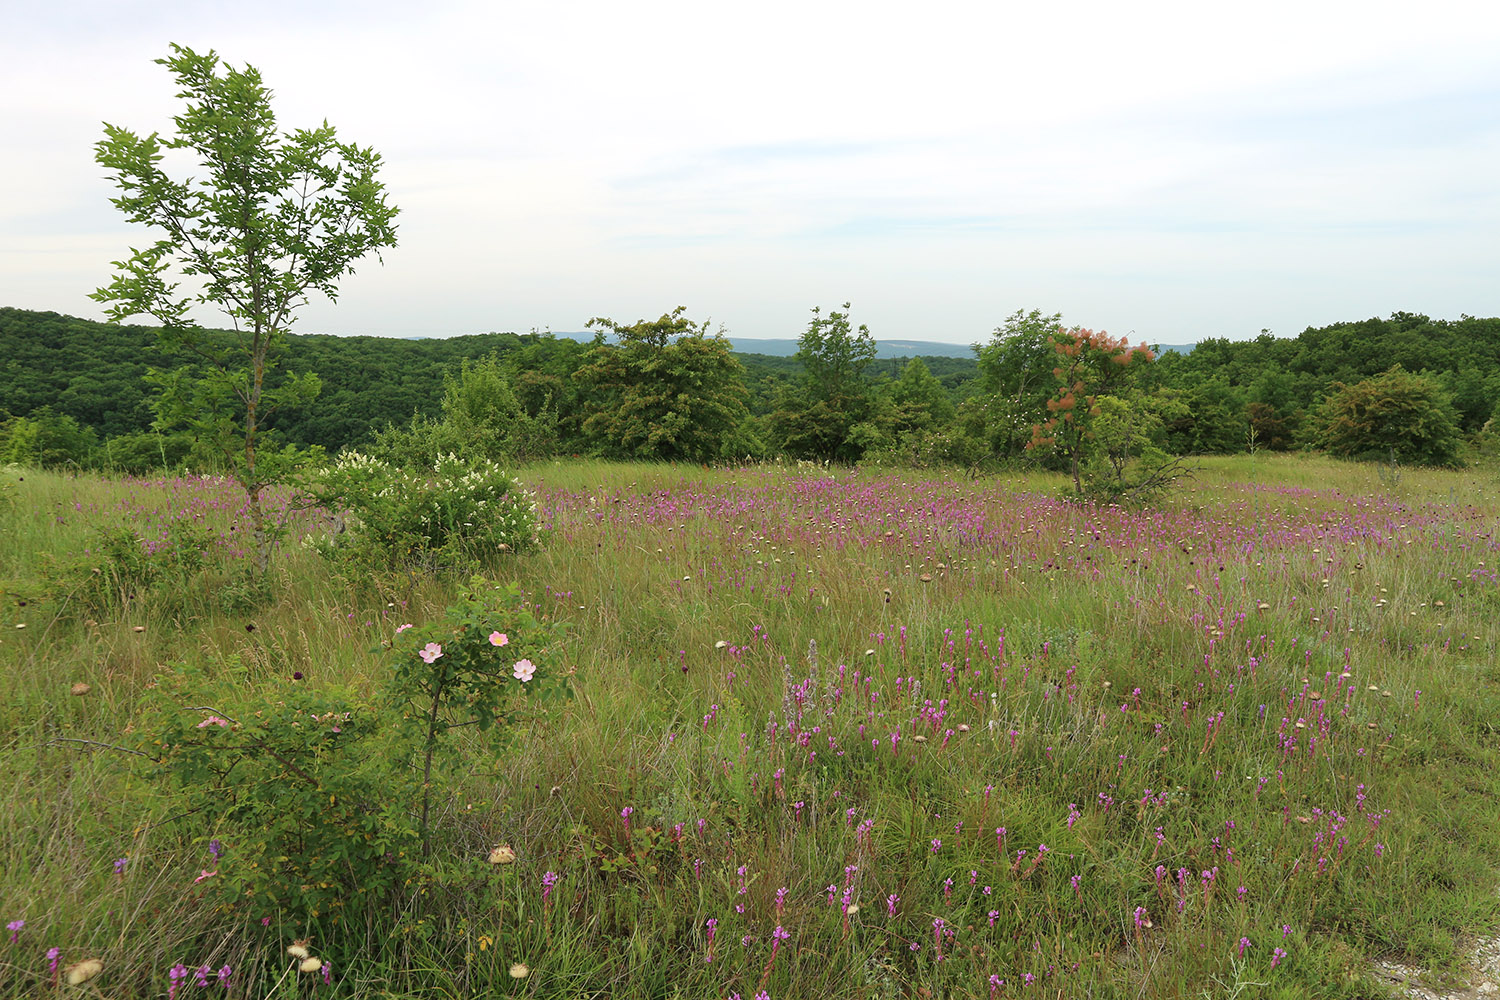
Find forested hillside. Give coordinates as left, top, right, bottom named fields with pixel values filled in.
left=3, top=305, right=1497, bottom=478
left=1155, top=312, right=1500, bottom=434
left=0, top=308, right=976, bottom=452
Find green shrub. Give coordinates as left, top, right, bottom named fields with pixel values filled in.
left=1313, top=366, right=1463, bottom=468
left=138, top=665, right=417, bottom=928
left=307, top=452, right=540, bottom=571
left=0, top=408, right=96, bottom=468
left=43, top=519, right=216, bottom=615
left=93, top=429, right=196, bottom=474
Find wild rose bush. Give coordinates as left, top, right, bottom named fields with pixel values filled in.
left=388, top=578, right=569, bottom=852
left=307, top=452, right=539, bottom=571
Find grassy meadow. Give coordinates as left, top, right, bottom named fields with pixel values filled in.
left=2, top=454, right=1499, bottom=998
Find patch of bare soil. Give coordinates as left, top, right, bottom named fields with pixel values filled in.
left=1371, top=918, right=1500, bottom=1000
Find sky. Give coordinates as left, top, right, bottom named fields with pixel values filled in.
left=3, top=0, right=1499, bottom=346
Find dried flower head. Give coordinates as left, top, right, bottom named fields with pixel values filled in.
left=298, top=957, right=322, bottom=974
left=488, top=845, right=517, bottom=865
left=286, top=940, right=310, bottom=960
left=64, top=958, right=104, bottom=985
left=509, top=962, right=529, bottom=979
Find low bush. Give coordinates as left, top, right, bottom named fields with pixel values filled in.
left=307, top=453, right=540, bottom=571
left=131, top=579, right=567, bottom=935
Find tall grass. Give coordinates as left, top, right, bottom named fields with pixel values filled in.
left=2, top=455, right=1497, bottom=998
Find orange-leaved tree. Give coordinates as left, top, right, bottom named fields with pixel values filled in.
left=1027, top=326, right=1156, bottom=494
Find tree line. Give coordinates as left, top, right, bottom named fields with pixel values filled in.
left=4, top=302, right=1495, bottom=478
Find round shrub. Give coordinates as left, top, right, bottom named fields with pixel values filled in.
left=308, top=452, right=540, bottom=570
left=1314, top=366, right=1463, bottom=468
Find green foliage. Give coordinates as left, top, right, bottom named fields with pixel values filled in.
left=0, top=308, right=167, bottom=440
left=1313, top=366, right=1464, bottom=468
left=0, top=306, right=980, bottom=465
left=368, top=352, right=560, bottom=467
left=140, top=667, right=416, bottom=928
left=0, top=408, right=97, bottom=469
left=307, top=452, right=540, bottom=571
left=886, top=358, right=956, bottom=439
left=795, top=302, right=879, bottom=402
left=41, top=520, right=215, bottom=618
left=92, top=44, right=398, bottom=574
left=863, top=361, right=978, bottom=470
left=436, top=353, right=559, bottom=462
left=576, top=308, right=751, bottom=462
left=94, top=428, right=196, bottom=475
left=1083, top=394, right=1190, bottom=502
left=363, top=412, right=470, bottom=469
left=1152, top=379, right=1249, bottom=456
left=129, top=580, right=568, bottom=933
left=1155, top=314, right=1500, bottom=449
left=974, top=308, right=1063, bottom=457
left=1437, top=365, right=1500, bottom=433
left=772, top=303, right=886, bottom=461
left=1247, top=401, right=1295, bottom=451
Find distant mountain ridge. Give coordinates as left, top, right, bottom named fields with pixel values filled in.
left=507, top=331, right=980, bottom=358
left=491, top=331, right=1198, bottom=358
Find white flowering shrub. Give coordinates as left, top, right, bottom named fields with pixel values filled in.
left=307, top=452, right=540, bottom=570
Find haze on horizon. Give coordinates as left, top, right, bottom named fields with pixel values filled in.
left=3, top=0, right=1498, bottom=347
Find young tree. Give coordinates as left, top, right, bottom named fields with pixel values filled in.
left=576, top=307, right=750, bottom=462
left=971, top=308, right=1064, bottom=459
left=796, top=302, right=878, bottom=403
left=1027, top=327, right=1156, bottom=494
left=0, top=408, right=98, bottom=469
left=369, top=353, right=559, bottom=468
left=887, top=357, right=956, bottom=440
left=92, top=44, right=399, bottom=575
left=771, top=303, right=885, bottom=461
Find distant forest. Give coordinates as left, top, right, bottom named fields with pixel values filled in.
left=0, top=308, right=977, bottom=450
left=2, top=306, right=1497, bottom=472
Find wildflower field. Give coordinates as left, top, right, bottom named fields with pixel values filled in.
left=2, top=455, right=1499, bottom=998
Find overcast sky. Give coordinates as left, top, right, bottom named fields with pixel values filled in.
left=3, top=0, right=1498, bottom=345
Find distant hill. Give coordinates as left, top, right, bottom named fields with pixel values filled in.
left=730, top=337, right=976, bottom=359
left=532, top=330, right=978, bottom=359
